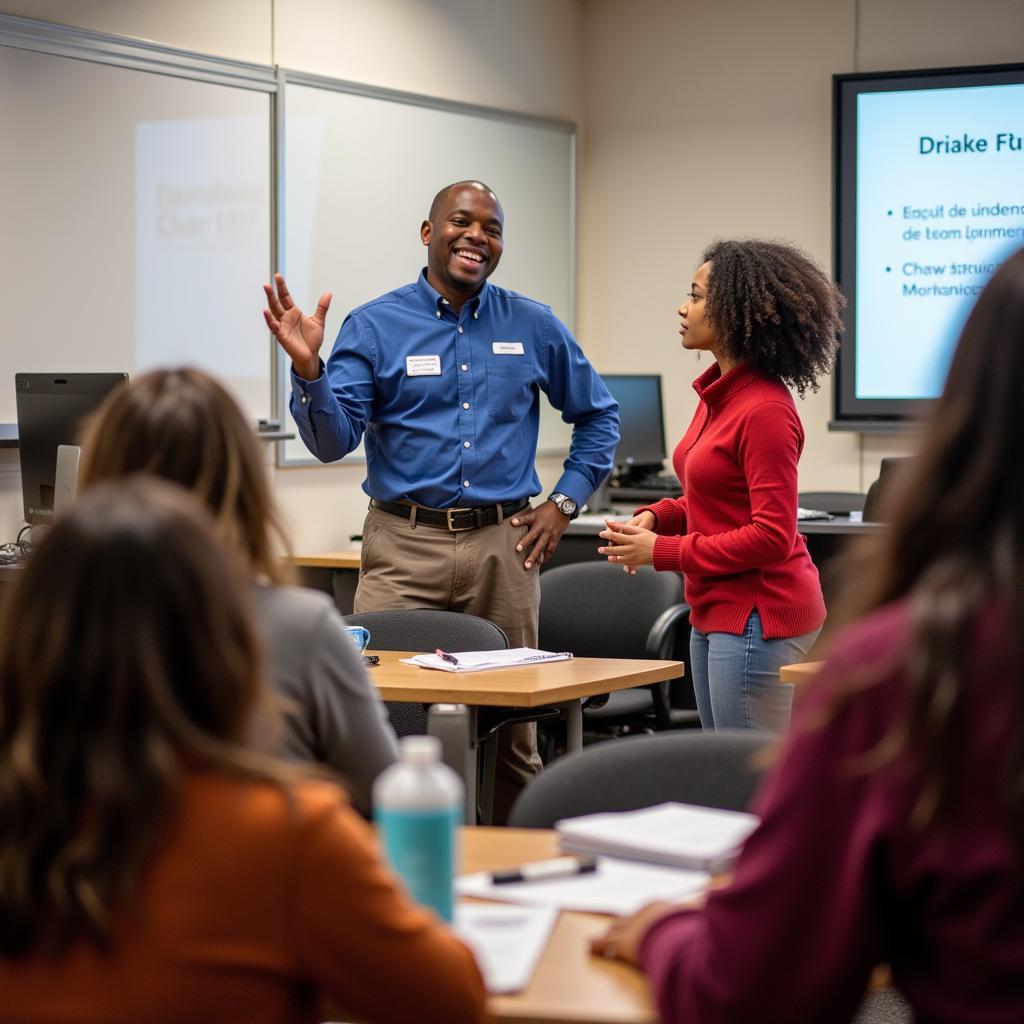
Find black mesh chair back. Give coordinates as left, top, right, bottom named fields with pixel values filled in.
left=344, top=609, right=508, bottom=737
left=539, top=562, right=692, bottom=729
left=508, top=730, right=770, bottom=827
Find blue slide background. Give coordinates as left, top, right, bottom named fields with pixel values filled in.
left=856, top=83, right=1024, bottom=399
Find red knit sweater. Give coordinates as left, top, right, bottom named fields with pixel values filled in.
left=639, top=363, right=824, bottom=639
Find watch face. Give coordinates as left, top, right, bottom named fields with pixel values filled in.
left=559, top=497, right=577, bottom=516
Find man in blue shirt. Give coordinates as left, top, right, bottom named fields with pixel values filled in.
left=264, top=180, right=619, bottom=819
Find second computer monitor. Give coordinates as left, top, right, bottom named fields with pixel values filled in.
left=15, top=372, right=128, bottom=526
left=601, top=374, right=667, bottom=469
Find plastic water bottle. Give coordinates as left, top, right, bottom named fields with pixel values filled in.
left=373, top=735, right=463, bottom=922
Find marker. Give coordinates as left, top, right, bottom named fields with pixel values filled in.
left=435, top=649, right=460, bottom=665
left=491, top=856, right=598, bottom=885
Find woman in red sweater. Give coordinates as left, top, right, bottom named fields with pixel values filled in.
left=599, top=240, right=843, bottom=732
left=591, top=246, right=1024, bottom=1023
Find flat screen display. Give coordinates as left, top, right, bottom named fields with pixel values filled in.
left=15, top=373, right=128, bottom=526
left=833, top=62, right=1024, bottom=426
left=601, top=374, right=666, bottom=467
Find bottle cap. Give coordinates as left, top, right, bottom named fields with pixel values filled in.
left=400, top=735, right=441, bottom=765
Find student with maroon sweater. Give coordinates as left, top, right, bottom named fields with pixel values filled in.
left=599, top=240, right=843, bottom=732
left=591, top=249, right=1024, bottom=1022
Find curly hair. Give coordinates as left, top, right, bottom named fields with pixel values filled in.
left=701, top=239, right=844, bottom=396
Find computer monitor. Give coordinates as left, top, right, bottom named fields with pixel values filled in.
left=601, top=374, right=667, bottom=469
left=15, top=372, right=128, bottom=526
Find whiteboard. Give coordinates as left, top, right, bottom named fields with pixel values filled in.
left=0, top=33, right=273, bottom=424
left=276, top=74, right=576, bottom=465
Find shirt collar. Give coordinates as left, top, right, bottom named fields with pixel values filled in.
left=415, top=268, right=490, bottom=319
left=692, top=361, right=762, bottom=405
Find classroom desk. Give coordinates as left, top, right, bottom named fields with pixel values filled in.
left=461, top=827, right=892, bottom=1022
left=373, top=651, right=684, bottom=824
left=461, top=827, right=656, bottom=1024
left=288, top=514, right=884, bottom=611
left=289, top=549, right=362, bottom=570
left=780, top=660, right=824, bottom=685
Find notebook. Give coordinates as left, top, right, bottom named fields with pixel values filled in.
left=556, top=802, right=759, bottom=874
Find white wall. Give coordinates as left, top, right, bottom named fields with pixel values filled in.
left=3, top=0, right=1024, bottom=546
left=578, top=0, right=1024, bottom=494
left=0, top=0, right=584, bottom=549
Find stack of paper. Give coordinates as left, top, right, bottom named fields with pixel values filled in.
left=556, top=802, right=759, bottom=874
left=401, top=648, right=573, bottom=672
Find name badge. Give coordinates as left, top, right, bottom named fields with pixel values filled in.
left=406, top=354, right=441, bottom=376
left=492, top=341, right=525, bottom=355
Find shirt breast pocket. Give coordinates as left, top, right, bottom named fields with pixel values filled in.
left=486, top=361, right=535, bottom=424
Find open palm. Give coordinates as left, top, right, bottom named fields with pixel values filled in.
left=263, top=272, right=333, bottom=381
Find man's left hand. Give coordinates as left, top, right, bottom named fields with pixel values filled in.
left=511, top=501, right=572, bottom=570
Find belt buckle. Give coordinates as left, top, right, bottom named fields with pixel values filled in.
left=445, top=507, right=475, bottom=532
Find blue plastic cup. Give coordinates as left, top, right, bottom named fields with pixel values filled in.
left=344, top=625, right=371, bottom=654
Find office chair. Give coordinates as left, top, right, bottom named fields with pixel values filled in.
left=508, top=730, right=770, bottom=827
left=344, top=608, right=509, bottom=737
left=538, top=562, right=697, bottom=739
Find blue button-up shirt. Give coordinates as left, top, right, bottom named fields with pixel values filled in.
left=290, top=271, right=619, bottom=509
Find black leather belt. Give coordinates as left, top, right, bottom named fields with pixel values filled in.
left=369, top=497, right=530, bottom=532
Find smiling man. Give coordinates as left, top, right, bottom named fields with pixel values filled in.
left=264, top=180, right=619, bottom=820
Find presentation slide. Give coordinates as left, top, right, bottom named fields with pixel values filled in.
left=855, top=82, right=1024, bottom=400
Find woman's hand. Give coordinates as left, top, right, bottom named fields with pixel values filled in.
left=589, top=901, right=679, bottom=967
left=598, top=518, right=657, bottom=572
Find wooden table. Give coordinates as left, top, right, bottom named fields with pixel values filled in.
left=288, top=549, right=362, bottom=570
left=461, top=827, right=892, bottom=1022
left=461, top=827, right=656, bottom=1024
left=372, top=650, right=683, bottom=753
left=779, top=660, right=824, bottom=685
left=373, top=651, right=684, bottom=823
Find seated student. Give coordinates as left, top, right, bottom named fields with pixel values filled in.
left=78, top=367, right=397, bottom=815
left=591, top=248, right=1024, bottom=1020
left=0, top=478, right=485, bottom=1023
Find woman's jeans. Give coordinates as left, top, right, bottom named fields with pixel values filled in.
left=690, top=610, right=820, bottom=734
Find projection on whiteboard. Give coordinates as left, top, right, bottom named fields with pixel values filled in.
left=135, top=116, right=270, bottom=415
left=834, top=65, right=1024, bottom=425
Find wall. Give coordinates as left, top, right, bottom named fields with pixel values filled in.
left=0, top=0, right=584, bottom=549
left=2, top=0, right=1023, bottom=546
left=578, top=0, right=1024, bottom=494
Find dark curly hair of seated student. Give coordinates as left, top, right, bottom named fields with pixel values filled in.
left=700, top=239, right=844, bottom=395
left=0, top=477, right=294, bottom=957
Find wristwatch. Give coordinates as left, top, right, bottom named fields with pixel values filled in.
left=548, top=491, right=579, bottom=519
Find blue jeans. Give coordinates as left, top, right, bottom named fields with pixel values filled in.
left=690, top=610, right=820, bottom=734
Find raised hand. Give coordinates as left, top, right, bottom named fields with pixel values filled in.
left=262, top=273, right=333, bottom=382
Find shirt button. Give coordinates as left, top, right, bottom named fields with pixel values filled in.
left=463, top=480, right=470, bottom=487
left=461, top=364, right=469, bottom=371
left=473, top=312, right=479, bottom=319
left=463, top=441, right=471, bottom=448
left=457, top=326, right=464, bottom=334
left=435, top=310, right=442, bottom=318
left=462, top=402, right=470, bottom=410
left=442, top=299, right=450, bottom=305
left=300, top=394, right=309, bottom=405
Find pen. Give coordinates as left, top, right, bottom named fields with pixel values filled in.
left=435, top=649, right=460, bottom=665
left=491, top=856, right=598, bottom=885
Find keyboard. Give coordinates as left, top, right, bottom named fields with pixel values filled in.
left=617, top=471, right=681, bottom=492
left=796, top=507, right=833, bottom=521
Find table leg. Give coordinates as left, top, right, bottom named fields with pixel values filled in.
left=563, top=700, right=583, bottom=753
left=427, top=703, right=478, bottom=825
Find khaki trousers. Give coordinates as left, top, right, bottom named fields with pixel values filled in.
left=355, top=505, right=543, bottom=823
